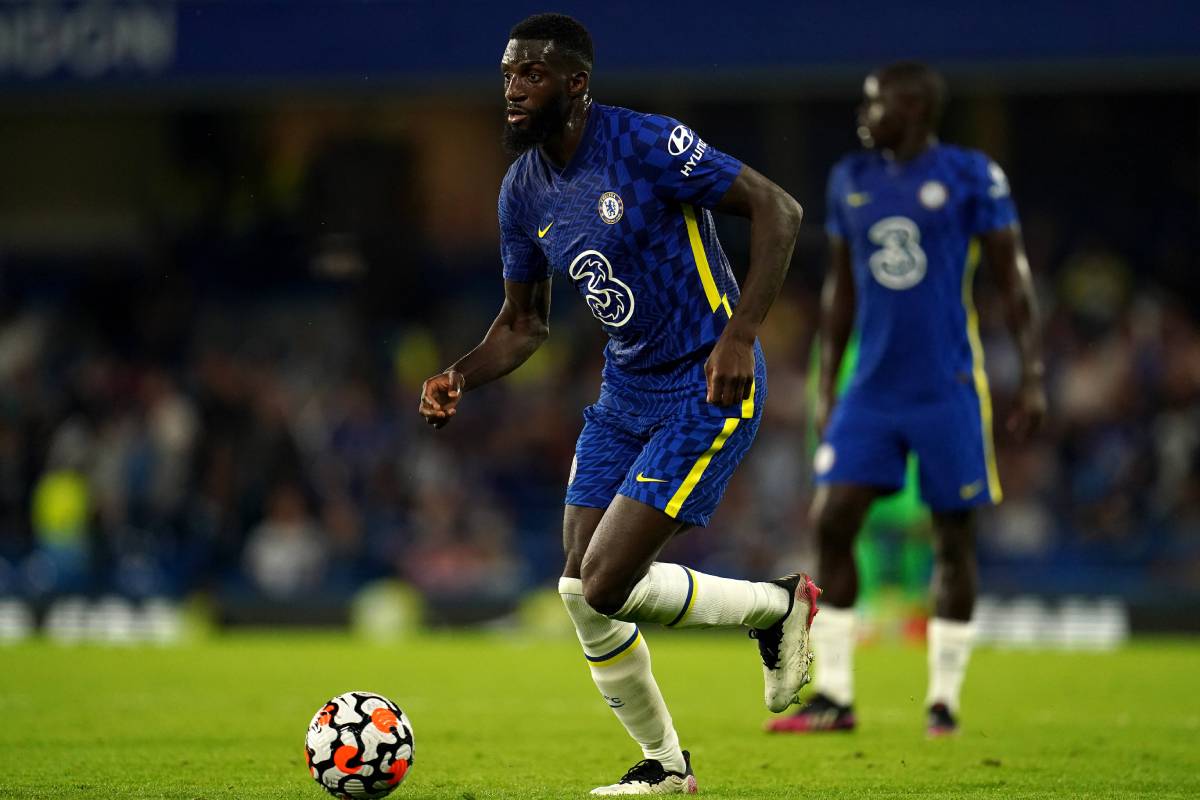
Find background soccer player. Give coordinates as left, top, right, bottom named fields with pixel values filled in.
left=768, top=62, right=1046, bottom=736
left=418, top=14, right=817, bottom=795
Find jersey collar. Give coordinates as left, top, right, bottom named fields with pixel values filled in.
left=540, top=103, right=601, bottom=182
left=881, top=141, right=941, bottom=174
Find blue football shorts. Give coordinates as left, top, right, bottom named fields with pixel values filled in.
left=814, top=383, right=1002, bottom=511
left=565, top=361, right=766, bottom=528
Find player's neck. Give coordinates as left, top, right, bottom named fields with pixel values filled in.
left=885, top=132, right=938, bottom=163
left=540, top=98, right=592, bottom=169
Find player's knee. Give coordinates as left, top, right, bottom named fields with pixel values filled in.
left=582, top=584, right=628, bottom=617
left=579, top=567, right=630, bottom=617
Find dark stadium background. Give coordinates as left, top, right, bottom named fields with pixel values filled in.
left=0, top=0, right=1198, bottom=639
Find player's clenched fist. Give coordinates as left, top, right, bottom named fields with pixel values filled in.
left=418, top=369, right=465, bottom=428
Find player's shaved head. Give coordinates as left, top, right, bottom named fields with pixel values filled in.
left=509, top=13, right=594, bottom=72
left=875, top=61, right=947, bottom=126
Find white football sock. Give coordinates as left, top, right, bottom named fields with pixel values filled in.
left=610, top=562, right=791, bottom=629
left=560, top=578, right=685, bottom=774
left=811, top=604, right=856, bottom=707
left=926, top=617, right=975, bottom=713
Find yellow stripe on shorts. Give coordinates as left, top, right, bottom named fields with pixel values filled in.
left=665, top=418, right=741, bottom=518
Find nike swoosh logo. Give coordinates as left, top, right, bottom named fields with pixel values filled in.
left=635, top=473, right=667, bottom=484
left=537, top=222, right=554, bottom=238
left=959, top=480, right=984, bottom=500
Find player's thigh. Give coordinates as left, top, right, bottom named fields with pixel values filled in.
left=814, top=398, right=908, bottom=494
left=909, top=392, right=999, bottom=512
left=617, top=409, right=762, bottom=529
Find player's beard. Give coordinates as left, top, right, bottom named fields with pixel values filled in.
left=502, top=92, right=570, bottom=155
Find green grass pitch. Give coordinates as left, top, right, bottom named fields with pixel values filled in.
left=2, top=631, right=1198, bottom=799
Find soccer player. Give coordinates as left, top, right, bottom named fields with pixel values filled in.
left=767, top=62, right=1045, bottom=737
left=418, top=14, right=818, bottom=795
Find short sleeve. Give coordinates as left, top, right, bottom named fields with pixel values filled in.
left=499, top=183, right=550, bottom=283
left=824, top=164, right=849, bottom=240
left=967, top=154, right=1018, bottom=235
left=631, top=115, right=743, bottom=208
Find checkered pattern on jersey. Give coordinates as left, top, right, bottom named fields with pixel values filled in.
left=498, top=104, right=745, bottom=395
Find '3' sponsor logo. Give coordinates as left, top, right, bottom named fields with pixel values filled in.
left=569, top=250, right=636, bottom=328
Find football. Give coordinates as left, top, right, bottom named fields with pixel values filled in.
left=304, top=691, right=414, bottom=799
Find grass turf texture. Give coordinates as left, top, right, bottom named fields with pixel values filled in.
left=2, top=633, right=1197, bottom=799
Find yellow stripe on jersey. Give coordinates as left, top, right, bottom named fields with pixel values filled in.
left=682, top=203, right=732, bottom=318
left=665, top=418, right=741, bottom=518
left=683, top=204, right=755, bottom=419
left=962, top=238, right=1003, bottom=503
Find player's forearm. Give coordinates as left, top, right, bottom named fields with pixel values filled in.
left=818, top=301, right=854, bottom=398
left=449, top=313, right=548, bottom=391
left=989, top=231, right=1044, bottom=383
left=1004, top=267, right=1044, bottom=384
left=726, top=192, right=803, bottom=339
left=818, top=240, right=855, bottom=397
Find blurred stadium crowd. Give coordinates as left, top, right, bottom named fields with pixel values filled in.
left=0, top=91, right=1197, bottom=625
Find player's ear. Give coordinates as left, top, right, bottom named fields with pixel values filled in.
left=567, top=70, right=589, bottom=99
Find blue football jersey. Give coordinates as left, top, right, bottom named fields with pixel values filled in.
left=498, top=103, right=746, bottom=396
left=825, top=144, right=1018, bottom=403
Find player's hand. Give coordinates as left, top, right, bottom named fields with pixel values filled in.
left=1007, top=377, right=1046, bottom=441
left=705, top=325, right=755, bottom=406
left=418, top=369, right=465, bottom=429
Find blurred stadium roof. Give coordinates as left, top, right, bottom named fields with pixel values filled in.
left=1, top=0, right=1199, bottom=96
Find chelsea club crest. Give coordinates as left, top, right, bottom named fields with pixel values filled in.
left=918, top=180, right=948, bottom=210
left=598, top=191, right=624, bottom=224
